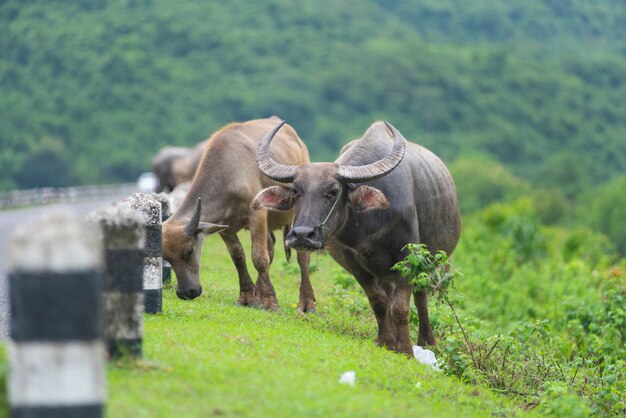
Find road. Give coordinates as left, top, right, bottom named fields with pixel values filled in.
left=0, top=194, right=134, bottom=339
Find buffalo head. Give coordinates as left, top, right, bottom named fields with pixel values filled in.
left=252, top=121, right=406, bottom=251
left=162, top=198, right=228, bottom=299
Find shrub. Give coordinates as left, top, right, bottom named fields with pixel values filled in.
left=393, top=232, right=626, bottom=415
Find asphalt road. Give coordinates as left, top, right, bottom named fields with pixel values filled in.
left=0, top=194, right=134, bottom=339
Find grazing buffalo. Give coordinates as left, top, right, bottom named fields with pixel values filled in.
left=162, top=117, right=316, bottom=312
left=252, top=121, right=461, bottom=355
left=152, top=139, right=208, bottom=193
left=172, top=139, right=208, bottom=185
left=152, top=146, right=191, bottom=193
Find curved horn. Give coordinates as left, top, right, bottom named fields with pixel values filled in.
left=256, top=120, right=299, bottom=183
left=184, top=198, right=202, bottom=236
left=337, top=121, right=407, bottom=183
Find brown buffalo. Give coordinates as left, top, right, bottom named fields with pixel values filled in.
left=162, top=117, right=315, bottom=312
left=252, top=121, right=461, bottom=355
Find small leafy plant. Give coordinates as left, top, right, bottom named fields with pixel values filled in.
left=392, top=243, right=457, bottom=303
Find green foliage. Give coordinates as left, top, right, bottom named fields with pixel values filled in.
left=328, top=266, right=371, bottom=317
left=392, top=243, right=457, bottom=304
left=561, top=228, right=617, bottom=266
left=14, top=137, right=75, bottom=188
left=1, top=0, right=626, bottom=199
left=433, top=201, right=626, bottom=415
left=538, top=383, right=592, bottom=418
left=528, top=188, right=571, bottom=226
left=481, top=198, right=546, bottom=266
left=373, top=0, right=626, bottom=48
left=388, top=200, right=625, bottom=415
left=577, top=176, right=626, bottom=256
left=450, top=155, right=530, bottom=215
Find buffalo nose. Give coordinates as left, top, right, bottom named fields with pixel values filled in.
left=176, top=286, right=203, bottom=300
left=291, top=226, right=317, bottom=240
left=285, top=226, right=323, bottom=250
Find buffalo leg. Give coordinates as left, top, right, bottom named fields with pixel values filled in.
left=220, top=232, right=257, bottom=307
left=268, top=232, right=275, bottom=265
left=389, top=275, right=414, bottom=356
left=296, top=251, right=316, bottom=313
left=414, top=290, right=436, bottom=346
left=249, top=209, right=279, bottom=311
left=353, top=275, right=395, bottom=349
left=342, top=254, right=395, bottom=349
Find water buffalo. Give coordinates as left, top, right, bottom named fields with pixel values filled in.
left=162, top=117, right=315, bottom=312
left=152, top=146, right=191, bottom=193
left=252, top=121, right=461, bottom=355
left=171, top=139, right=208, bottom=185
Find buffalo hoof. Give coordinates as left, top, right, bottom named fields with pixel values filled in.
left=260, top=297, right=280, bottom=312
left=237, top=300, right=261, bottom=309
left=237, top=297, right=261, bottom=308
left=261, top=303, right=280, bottom=312
left=417, top=335, right=437, bottom=347
left=394, top=343, right=415, bottom=358
left=237, top=293, right=260, bottom=308
left=373, top=337, right=386, bottom=348
left=297, top=304, right=317, bottom=314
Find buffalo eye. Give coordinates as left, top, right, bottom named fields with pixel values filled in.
left=326, top=189, right=339, bottom=199
left=290, top=187, right=298, bottom=196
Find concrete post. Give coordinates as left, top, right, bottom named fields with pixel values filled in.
left=155, top=193, right=172, bottom=286
left=87, top=205, right=146, bottom=358
left=7, top=212, right=106, bottom=418
left=120, top=193, right=163, bottom=314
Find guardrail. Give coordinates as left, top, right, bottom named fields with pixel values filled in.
left=0, top=183, right=137, bottom=209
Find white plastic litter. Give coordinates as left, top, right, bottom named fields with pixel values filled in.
left=413, top=346, right=441, bottom=371
left=338, top=371, right=356, bottom=386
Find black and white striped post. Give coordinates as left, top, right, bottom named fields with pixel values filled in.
left=7, top=212, right=106, bottom=418
left=155, top=193, right=172, bottom=286
left=120, top=193, right=163, bottom=314
left=87, top=205, right=146, bottom=358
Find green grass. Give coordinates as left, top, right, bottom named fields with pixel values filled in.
left=106, top=233, right=537, bottom=417
left=2, top=199, right=620, bottom=416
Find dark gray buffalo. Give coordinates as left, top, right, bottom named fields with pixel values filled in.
left=152, top=146, right=191, bottom=193
left=152, top=139, right=208, bottom=193
left=252, top=121, right=461, bottom=355
left=162, top=117, right=315, bottom=312
left=171, top=139, right=209, bottom=185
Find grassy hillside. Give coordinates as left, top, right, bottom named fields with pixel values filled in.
left=2, top=0, right=626, bottom=200
left=103, top=232, right=536, bottom=418
left=0, top=200, right=623, bottom=416
left=82, top=207, right=626, bottom=416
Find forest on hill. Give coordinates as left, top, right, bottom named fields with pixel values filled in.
left=2, top=0, right=626, bottom=188
left=2, top=0, right=626, bottom=251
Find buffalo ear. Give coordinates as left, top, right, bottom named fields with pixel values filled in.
left=252, top=186, right=296, bottom=211
left=347, top=185, right=389, bottom=211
